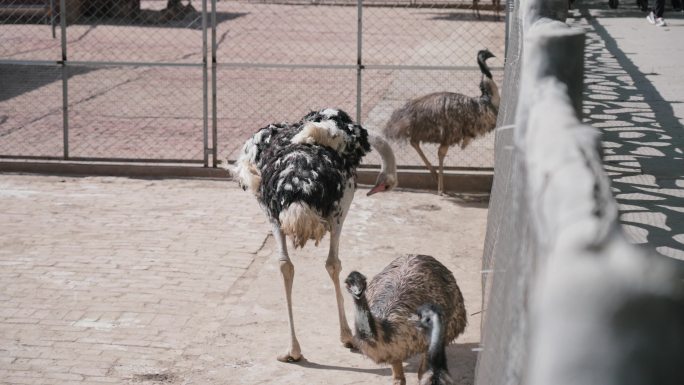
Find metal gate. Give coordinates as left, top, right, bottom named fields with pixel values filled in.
left=0, top=0, right=504, bottom=170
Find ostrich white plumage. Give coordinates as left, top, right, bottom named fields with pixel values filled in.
left=231, top=108, right=398, bottom=362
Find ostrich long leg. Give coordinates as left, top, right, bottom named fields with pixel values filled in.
left=326, top=184, right=355, bottom=348
left=272, top=222, right=302, bottom=363
left=326, top=224, right=354, bottom=348
left=437, top=143, right=449, bottom=195
left=410, top=140, right=438, bottom=182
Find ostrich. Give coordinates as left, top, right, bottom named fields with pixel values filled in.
left=344, top=254, right=467, bottom=385
left=231, top=108, right=398, bottom=362
left=415, top=304, right=454, bottom=385
left=382, top=49, right=499, bottom=195
left=473, top=0, right=501, bottom=21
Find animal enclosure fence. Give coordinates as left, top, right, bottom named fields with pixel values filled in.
left=0, top=0, right=504, bottom=172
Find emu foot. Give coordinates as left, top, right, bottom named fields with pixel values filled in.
left=277, top=351, right=302, bottom=363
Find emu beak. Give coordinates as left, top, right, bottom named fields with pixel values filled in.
left=348, top=287, right=363, bottom=300
left=367, top=183, right=386, bottom=196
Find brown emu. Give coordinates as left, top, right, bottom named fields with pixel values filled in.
left=416, top=304, right=454, bottom=385
left=382, top=49, right=499, bottom=194
left=344, top=255, right=467, bottom=385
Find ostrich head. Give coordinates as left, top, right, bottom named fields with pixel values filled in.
left=367, top=133, right=399, bottom=196
left=368, top=171, right=398, bottom=196
left=344, top=271, right=367, bottom=300
left=477, top=49, right=495, bottom=80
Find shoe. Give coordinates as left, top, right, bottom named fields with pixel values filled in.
left=647, top=11, right=656, bottom=24
left=655, top=17, right=666, bottom=26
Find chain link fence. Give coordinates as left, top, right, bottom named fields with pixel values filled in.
left=1, top=0, right=504, bottom=170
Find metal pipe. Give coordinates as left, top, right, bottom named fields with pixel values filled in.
left=211, top=0, right=218, bottom=168
left=59, top=0, right=68, bottom=160
left=355, top=0, right=363, bottom=123
left=202, top=0, right=209, bottom=167
left=66, top=61, right=203, bottom=68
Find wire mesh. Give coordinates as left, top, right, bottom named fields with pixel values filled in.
left=0, top=63, right=65, bottom=158
left=1, top=0, right=504, bottom=169
left=66, top=65, right=205, bottom=160
left=216, top=66, right=359, bottom=161
left=0, top=0, right=61, bottom=61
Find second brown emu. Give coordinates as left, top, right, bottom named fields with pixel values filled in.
left=344, top=255, right=467, bottom=385
left=382, top=49, right=499, bottom=194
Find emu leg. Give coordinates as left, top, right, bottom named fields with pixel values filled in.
left=410, top=140, right=438, bottom=183
left=273, top=222, right=302, bottom=363
left=391, top=361, right=406, bottom=385
left=326, top=184, right=355, bottom=348
left=437, top=143, right=450, bottom=195
left=417, top=352, right=429, bottom=380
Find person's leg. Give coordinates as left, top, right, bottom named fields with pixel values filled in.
left=654, top=0, right=665, bottom=17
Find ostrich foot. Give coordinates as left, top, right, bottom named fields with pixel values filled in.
left=277, top=351, right=302, bottom=363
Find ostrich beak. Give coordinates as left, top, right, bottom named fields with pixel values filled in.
left=367, top=183, right=386, bottom=196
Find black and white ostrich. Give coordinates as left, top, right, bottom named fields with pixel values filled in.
left=415, top=304, right=454, bottom=385
left=344, top=254, right=467, bottom=385
left=382, top=49, right=499, bottom=195
left=231, top=108, right=398, bottom=362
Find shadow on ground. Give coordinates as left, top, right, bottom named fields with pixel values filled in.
left=573, top=6, right=684, bottom=261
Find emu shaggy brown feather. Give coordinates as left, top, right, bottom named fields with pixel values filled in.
left=382, top=49, right=499, bottom=194
left=345, top=255, right=467, bottom=385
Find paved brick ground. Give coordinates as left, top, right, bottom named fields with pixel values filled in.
left=0, top=173, right=488, bottom=384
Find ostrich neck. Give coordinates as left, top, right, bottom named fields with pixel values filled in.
left=427, top=317, right=448, bottom=372
left=367, top=132, right=397, bottom=178
left=352, top=295, right=377, bottom=341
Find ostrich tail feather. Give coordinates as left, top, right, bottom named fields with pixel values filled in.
left=279, top=202, right=328, bottom=249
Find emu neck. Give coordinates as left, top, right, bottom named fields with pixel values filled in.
left=368, top=132, right=397, bottom=180
left=352, top=295, right=377, bottom=341
left=477, top=58, right=493, bottom=80
left=484, top=77, right=500, bottom=110
left=427, top=317, right=448, bottom=373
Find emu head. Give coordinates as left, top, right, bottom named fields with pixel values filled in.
left=344, top=271, right=367, bottom=300
left=477, top=48, right=495, bottom=63
left=477, top=49, right=495, bottom=80
left=414, top=303, right=443, bottom=332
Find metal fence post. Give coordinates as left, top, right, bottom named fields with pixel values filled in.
left=59, top=0, right=69, bottom=159
left=202, top=0, right=209, bottom=167
left=211, top=0, right=218, bottom=168
left=355, top=0, right=363, bottom=124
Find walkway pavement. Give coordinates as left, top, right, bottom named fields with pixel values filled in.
left=0, top=174, right=488, bottom=385
left=570, top=0, right=684, bottom=261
